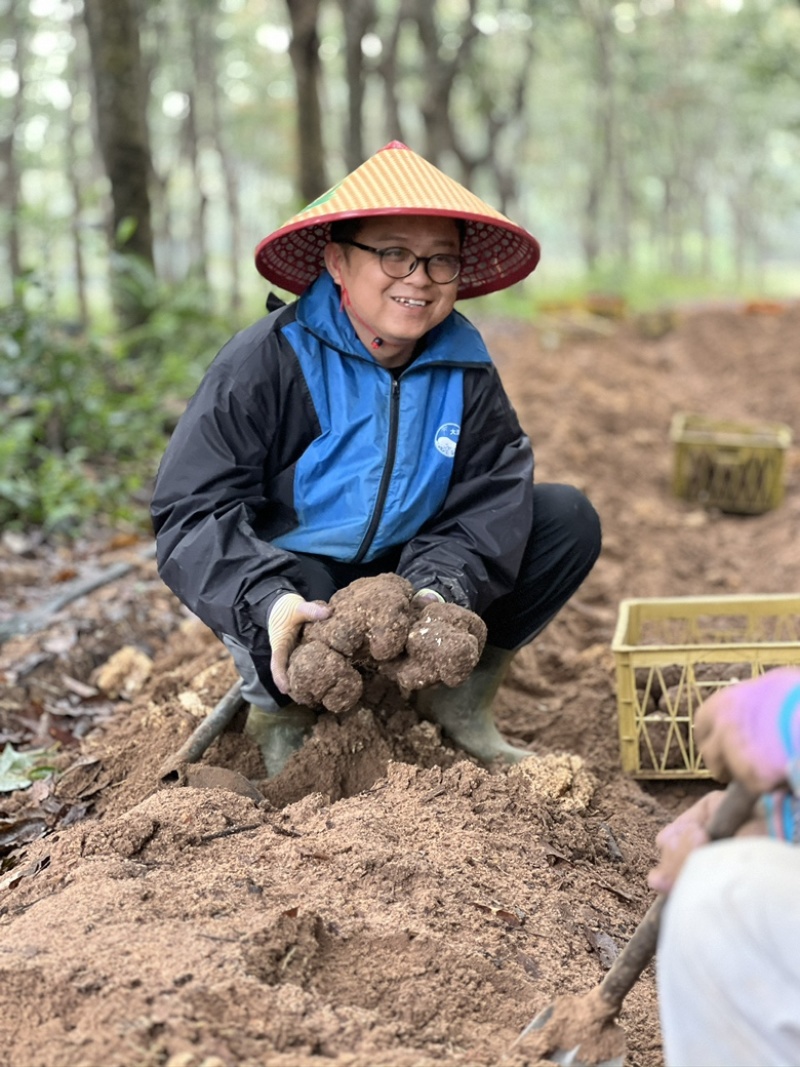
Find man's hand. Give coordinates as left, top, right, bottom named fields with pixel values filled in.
left=268, top=593, right=331, bottom=693
left=694, top=667, right=800, bottom=794
left=647, top=791, right=765, bottom=894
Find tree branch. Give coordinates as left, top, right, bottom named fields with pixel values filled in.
left=0, top=543, right=157, bottom=647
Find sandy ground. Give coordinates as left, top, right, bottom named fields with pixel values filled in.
left=1, top=297, right=799, bottom=1067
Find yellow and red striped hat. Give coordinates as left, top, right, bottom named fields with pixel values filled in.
left=254, top=141, right=540, bottom=300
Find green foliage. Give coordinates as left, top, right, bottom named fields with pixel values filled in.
left=0, top=272, right=229, bottom=536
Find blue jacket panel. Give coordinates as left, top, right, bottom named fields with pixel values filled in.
left=274, top=274, right=489, bottom=561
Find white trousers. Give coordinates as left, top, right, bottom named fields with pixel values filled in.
left=657, top=837, right=800, bottom=1066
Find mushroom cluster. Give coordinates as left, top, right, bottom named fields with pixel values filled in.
left=286, top=573, right=487, bottom=713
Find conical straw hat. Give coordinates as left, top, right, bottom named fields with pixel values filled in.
left=254, top=141, right=540, bottom=300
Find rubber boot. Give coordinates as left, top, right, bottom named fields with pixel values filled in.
left=415, top=644, right=530, bottom=763
left=245, top=703, right=318, bottom=778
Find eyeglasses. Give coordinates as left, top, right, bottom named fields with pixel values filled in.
left=341, top=239, right=462, bottom=285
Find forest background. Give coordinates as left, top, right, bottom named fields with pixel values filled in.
left=1, top=0, right=800, bottom=537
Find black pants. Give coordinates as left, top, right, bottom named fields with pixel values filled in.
left=223, top=482, right=601, bottom=709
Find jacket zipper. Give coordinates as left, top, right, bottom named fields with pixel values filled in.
left=353, top=376, right=400, bottom=563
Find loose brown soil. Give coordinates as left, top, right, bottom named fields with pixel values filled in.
left=1, top=299, right=799, bottom=1067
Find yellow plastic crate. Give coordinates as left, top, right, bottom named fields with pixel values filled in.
left=671, top=412, right=792, bottom=515
left=612, top=594, right=800, bottom=779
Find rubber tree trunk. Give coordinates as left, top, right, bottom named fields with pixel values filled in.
left=83, top=0, right=155, bottom=327
left=285, top=0, right=329, bottom=205
left=1, top=1, right=26, bottom=297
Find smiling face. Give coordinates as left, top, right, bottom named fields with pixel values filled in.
left=323, top=215, right=462, bottom=369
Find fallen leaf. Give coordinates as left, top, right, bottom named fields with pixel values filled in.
left=470, top=901, right=525, bottom=927
left=53, top=567, right=79, bottom=583
left=105, top=533, right=141, bottom=550
left=61, top=675, right=100, bottom=699
left=2, top=531, right=35, bottom=555
left=586, top=928, right=620, bottom=969
left=0, top=816, right=48, bottom=853
left=0, top=744, right=56, bottom=792
left=0, top=854, right=50, bottom=893
left=42, top=632, right=77, bottom=655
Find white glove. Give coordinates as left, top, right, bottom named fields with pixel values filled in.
left=268, top=593, right=331, bottom=694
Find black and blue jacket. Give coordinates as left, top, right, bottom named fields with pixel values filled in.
left=151, top=272, right=534, bottom=654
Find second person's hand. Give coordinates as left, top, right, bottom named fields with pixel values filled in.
left=647, top=790, right=766, bottom=894
left=695, top=668, right=800, bottom=795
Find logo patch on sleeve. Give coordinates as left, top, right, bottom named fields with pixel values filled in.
left=434, top=422, right=460, bottom=458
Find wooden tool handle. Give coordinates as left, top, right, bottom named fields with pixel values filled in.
left=597, top=780, right=756, bottom=1011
